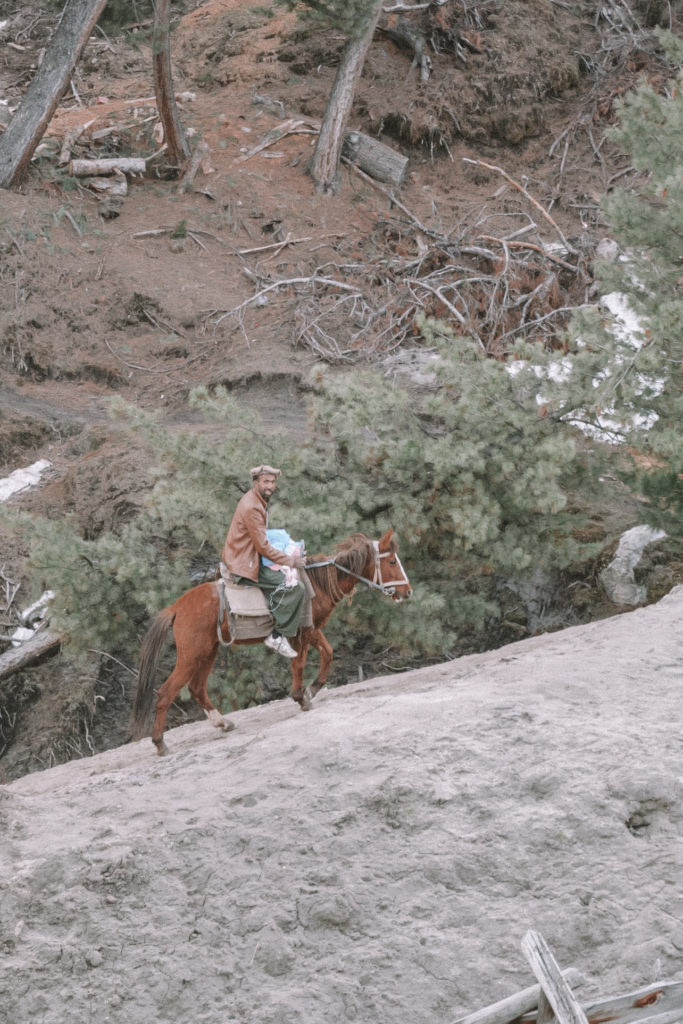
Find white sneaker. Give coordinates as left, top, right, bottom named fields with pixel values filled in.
left=264, top=633, right=297, bottom=658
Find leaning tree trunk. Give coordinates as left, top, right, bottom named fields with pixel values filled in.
left=152, top=0, right=190, bottom=168
left=309, top=0, right=384, bottom=195
left=0, top=0, right=109, bottom=188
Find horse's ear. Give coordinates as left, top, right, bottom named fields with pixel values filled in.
left=378, top=528, right=394, bottom=552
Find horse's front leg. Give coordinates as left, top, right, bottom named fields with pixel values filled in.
left=306, top=629, right=333, bottom=699
left=188, top=656, right=235, bottom=735
left=290, top=638, right=311, bottom=711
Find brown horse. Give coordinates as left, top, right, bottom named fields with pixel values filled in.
left=130, top=528, right=412, bottom=754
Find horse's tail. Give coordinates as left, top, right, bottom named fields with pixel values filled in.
left=129, top=606, right=176, bottom=740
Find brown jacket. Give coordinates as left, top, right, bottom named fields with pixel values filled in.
left=221, top=487, right=292, bottom=582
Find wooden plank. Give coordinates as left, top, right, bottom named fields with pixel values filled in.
left=521, top=932, right=589, bottom=1024
left=452, top=968, right=584, bottom=1024
left=632, top=1013, right=683, bottom=1024
left=581, top=980, right=683, bottom=1024
left=536, top=989, right=556, bottom=1024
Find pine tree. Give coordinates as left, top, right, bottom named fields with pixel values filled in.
left=564, top=30, right=683, bottom=535
left=307, top=319, right=605, bottom=656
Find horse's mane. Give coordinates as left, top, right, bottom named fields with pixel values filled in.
left=304, top=532, right=400, bottom=603
left=305, top=532, right=380, bottom=603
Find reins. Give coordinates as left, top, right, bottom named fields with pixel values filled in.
left=306, top=540, right=409, bottom=597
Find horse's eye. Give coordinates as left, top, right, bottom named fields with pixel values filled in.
left=389, top=559, right=396, bottom=565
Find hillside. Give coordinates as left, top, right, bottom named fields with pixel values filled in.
left=0, top=0, right=681, bottom=781
left=2, top=586, right=682, bottom=1023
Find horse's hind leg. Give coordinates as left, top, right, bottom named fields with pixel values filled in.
left=152, top=666, right=189, bottom=755
left=152, top=649, right=228, bottom=755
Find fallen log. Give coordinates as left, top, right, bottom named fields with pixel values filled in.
left=342, top=130, right=408, bottom=188
left=0, top=629, right=62, bottom=682
left=235, top=117, right=319, bottom=163
left=69, top=157, right=146, bottom=176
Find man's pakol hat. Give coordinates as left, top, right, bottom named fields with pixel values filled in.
left=250, top=464, right=281, bottom=479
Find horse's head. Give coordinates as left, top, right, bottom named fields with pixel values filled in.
left=375, top=528, right=412, bottom=602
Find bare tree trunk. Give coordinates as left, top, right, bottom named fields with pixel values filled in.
left=152, top=0, right=190, bottom=168
left=309, top=0, right=383, bottom=195
left=0, top=0, right=109, bottom=188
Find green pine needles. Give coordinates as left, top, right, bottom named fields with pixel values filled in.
left=565, top=29, right=683, bottom=534
left=275, top=0, right=379, bottom=39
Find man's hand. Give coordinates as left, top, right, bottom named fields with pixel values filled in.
left=288, top=555, right=307, bottom=569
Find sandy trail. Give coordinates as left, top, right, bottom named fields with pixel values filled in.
left=2, top=588, right=682, bottom=1024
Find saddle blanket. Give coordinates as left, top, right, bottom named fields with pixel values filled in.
left=218, top=574, right=314, bottom=642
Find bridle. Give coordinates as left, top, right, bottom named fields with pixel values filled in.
left=307, top=540, right=411, bottom=598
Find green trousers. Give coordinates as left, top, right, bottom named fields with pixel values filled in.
left=233, top=564, right=305, bottom=637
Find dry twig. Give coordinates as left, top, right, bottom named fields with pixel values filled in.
left=463, top=157, right=578, bottom=256
left=208, top=276, right=363, bottom=326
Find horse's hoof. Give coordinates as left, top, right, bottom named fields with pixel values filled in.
left=301, top=687, right=313, bottom=711
left=154, top=740, right=169, bottom=756
left=208, top=709, right=235, bottom=732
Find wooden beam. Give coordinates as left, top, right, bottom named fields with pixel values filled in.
left=578, top=980, right=683, bottom=1024
left=521, top=932, right=589, bottom=1024
left=536, top=989, right=557, bottom=1024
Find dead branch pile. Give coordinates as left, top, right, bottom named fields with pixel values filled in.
left=545, top=1, right=678, bottom=216
left=204, top=159, right=593, bottom=365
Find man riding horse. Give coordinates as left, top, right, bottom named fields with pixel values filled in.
left=220, top=464, right=307, bottom=658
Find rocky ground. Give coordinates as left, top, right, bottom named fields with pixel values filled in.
left=0, top=0, right=681, bottom=780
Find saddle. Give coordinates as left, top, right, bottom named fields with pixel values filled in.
left=217, top=569, right=314, bottom=644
